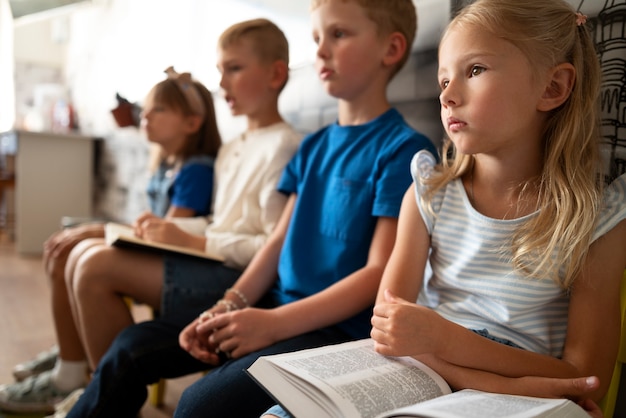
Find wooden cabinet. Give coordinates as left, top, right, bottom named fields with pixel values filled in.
left=1, top=130, right=99, bottom=254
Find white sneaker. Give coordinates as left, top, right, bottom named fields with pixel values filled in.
left=45, top=388, right=84, bottom=418
left=0, top=370, right=75, bottom=414
left=13, top=346, right=59, bottom=381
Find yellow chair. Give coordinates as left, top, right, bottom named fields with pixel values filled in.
left=148, top=377, right=166, bottom=407
left=599, top=269, right=626, bottom=418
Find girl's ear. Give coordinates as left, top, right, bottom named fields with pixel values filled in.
left=382, top=32, right=407, bottom=68
left=537, top=63, right=576, bottom=112
left=184, top=114, right=203, bottom=134
left=269, top=60, right=289, bottom=91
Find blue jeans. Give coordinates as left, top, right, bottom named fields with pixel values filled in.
left=66, top=255, right=355, bottom=417
left=67, top=259, right=242, bottom=418
left=173, top=327, right=352, bottom=417
left=68, top=314, right=352, bottom=417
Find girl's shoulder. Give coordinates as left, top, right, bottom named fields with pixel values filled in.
left=595, top=173, right=626, bottom=240
left=410, top=150, right=437, bottom=184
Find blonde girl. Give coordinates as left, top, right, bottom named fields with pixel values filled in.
left=371, top=0, right=626, bottom=407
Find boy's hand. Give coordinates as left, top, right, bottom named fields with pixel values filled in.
left=179, top=317, right=222, bottom=365
left=196, top=308, right=278, bottom=359
left=371, top=289, right=442, bottom=357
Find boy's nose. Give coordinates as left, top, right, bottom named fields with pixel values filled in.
left=316, top=38, right=329, bottom=59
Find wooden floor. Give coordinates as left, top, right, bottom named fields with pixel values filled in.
left=0, top=232, right=202, bottom=417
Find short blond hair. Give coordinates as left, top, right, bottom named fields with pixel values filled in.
left=218, top=18, right=289, bottom=66
left=310, top=0, right=417, bottom=78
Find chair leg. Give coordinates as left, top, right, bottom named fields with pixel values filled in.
left=124, top=297, right=167, bottom=407
left=148, top=379, right=167, bottom=407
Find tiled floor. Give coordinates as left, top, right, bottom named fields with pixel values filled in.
left=0, top=232, right=201, bottom=418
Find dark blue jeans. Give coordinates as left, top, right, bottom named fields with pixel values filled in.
left=67, top=314, right=352, bottom=417
left=67, top=256, right=241, bottom=418
left=66, top=255, right=355, bottom=417
left=173, top=327, right=352, bottom=417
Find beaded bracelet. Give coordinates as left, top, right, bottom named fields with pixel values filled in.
left=216, top=299, right=239, bottom=312
left=226, top=287, right=249, bottom=308
left=198, top=310, right=215, bottom=321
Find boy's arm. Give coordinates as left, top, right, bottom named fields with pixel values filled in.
left=180, top=195, right=295, bottom=362
left=193, top=211, right=398, bottom=359
left=226, top=194, right=296, bottom=305
left=268, top=215, right=398, bottom=339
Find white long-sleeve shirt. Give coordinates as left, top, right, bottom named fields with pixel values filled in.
left=173, top=122, right=301, bottom=269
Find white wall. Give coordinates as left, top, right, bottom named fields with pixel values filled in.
left=64, top=0, right=318, bottom=135
left=11, top=0, right=450, bottom=139
left=0, top=0, right=15, bottom=132
left=14, top=17, right=66, bottom=66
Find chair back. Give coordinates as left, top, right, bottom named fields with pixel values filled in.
left=599, top=270, right=626, bottom=418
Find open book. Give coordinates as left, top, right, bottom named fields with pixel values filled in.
left=247, top=339, right=590, bottom=418
left=104, top=222, right=223, bottom=262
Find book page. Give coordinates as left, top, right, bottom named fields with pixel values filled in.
left=104, top=222, right=224, bottom=262
left=104, top=222, right=137, bottom=244
left=260, top=339, right=451, bottom=418
left=379, top=389, right=590, bottom=418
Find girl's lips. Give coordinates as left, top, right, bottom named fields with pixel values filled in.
left=447, top=117, right=467, bottom=132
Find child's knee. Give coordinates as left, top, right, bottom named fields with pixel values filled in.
left=70, top=246, right=112, bottom=295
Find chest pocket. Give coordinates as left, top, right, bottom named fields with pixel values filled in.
left=320, top=176, right=373, bottom=242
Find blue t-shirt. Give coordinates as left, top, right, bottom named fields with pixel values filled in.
left=275, top=108, right=437, bottom=338
left=146, top=155, right=214, bottom=217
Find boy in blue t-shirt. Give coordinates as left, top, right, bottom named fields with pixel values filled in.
left=65, top=1, right=437, bottom=417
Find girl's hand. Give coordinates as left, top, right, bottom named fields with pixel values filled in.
left=135, top=218, right=188, bottom=246
left=579, top=398, right=604, bottom=418
left=371, top=289, right=442, bottom=357
left=132, top=211, right=159, bottom=236
left=179, top=316, right=222, bottom=365
left=513, top=375, right=603, bottom=417
left=43, top=224, right=104, bottom=276
left=196, top=308, right=279, bottom=359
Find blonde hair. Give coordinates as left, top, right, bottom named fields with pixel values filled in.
left=146, top=77, right=221, bottom=172
left=218, top=18, right=290, bottom=90
left=310, top=0, right=417, bottom=79
left=427, top=0, right=602, bottom=288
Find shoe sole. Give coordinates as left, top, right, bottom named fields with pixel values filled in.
left=0, top=398, right=58, bottom=414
